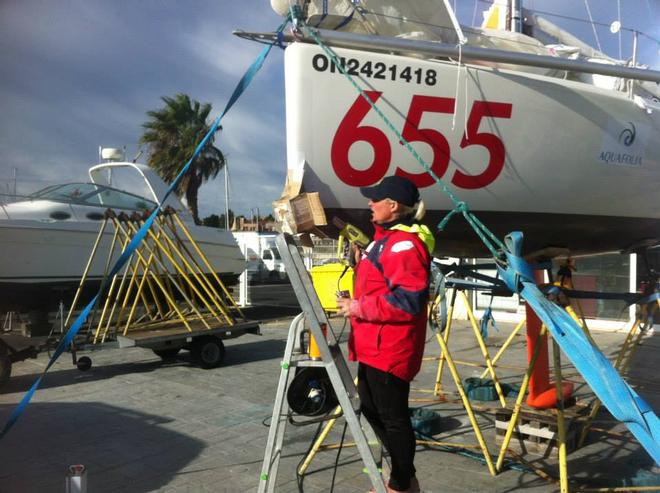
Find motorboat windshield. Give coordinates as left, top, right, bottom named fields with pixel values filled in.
left=28, top=182, right=157, bottom=211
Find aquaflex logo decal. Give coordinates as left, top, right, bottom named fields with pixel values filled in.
left=599, top=120, right=644, bottom=167
left=618, top=122, right=636, bottom=146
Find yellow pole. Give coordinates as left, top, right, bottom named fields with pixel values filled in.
left=434, top=288, right=457, bottom=396
left=84, top=221, right=121, bottom=334
left=460, top=291, right=507, bottom=407
left=113, top=241, right=150, bottom=330
left=120, top=220, right=211, bottom=329
left=121, top=233, right=161, bottom=334
left=64, top=218, right=109, bottom=326
left=99, top=237, right=147, bottom=342
left=435, top=329, right=497, bottom=476
left=152, top=218, right=234, bottom=324
left=480, top=318, right=526, bottom=379
left=160, top=215, right=234, bottom=318
left=496, top=325, right=548, bottom=472
left=170, top=213, right=245, bottom=318
left=298, top=406, right=343, bottom=475
left=139, top=224, right=224, bottom=323
left=552, top=339, right=569, bottom=493
left=93, top=225, right=132, bottom=343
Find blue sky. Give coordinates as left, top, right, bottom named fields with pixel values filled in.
left=0, top=0, right=657, bottom=220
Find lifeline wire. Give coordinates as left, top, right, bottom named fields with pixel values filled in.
left=0, top=16, right=290, bottom=439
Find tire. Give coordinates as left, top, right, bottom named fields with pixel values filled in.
left=76, top=356, right=92, bottom=371
left=152, top=348, right=181, bottom=360
left=191, top=336, right=225, bottom=369
left=0, top=353, right=11, bottom=390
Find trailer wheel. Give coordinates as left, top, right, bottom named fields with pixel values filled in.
left=191, top=336, right=225, bottom=369
left=152, top=348, right=181, bottom=360
left=76, top=356, right=92, bottom=372
left=0, top=353, right=11, bottom=390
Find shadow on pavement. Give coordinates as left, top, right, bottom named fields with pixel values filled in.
left=0, top=402, right=205, bottom=493
left=2, top=337, right=287, bottom=395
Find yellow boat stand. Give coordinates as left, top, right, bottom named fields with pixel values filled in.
left=278, top=260, right=656, bottom=492
left=66, top=208, right=245, bottom=346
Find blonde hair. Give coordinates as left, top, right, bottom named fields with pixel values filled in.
left=394, top=199, right=426, bottom=221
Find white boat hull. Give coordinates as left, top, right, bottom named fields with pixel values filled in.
left=283, top=43, right=660, bottom=256
left=0, top=220, right=246, bottom=311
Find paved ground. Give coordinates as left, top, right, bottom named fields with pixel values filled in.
left=1, top=283, right=658, bottom=492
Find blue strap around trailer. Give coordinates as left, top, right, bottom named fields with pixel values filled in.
left=497, top=232, right=660, bottom=465
left=0, top=21, right=287, bottom=439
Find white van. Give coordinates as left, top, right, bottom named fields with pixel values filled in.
left=233, top=232, right=287, bottom=283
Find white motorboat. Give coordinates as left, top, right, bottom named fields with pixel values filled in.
left=261, top=0, right=660, bottom=257
left=0, top=160, right=245, bottom=312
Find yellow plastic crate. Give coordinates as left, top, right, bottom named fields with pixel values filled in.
left=311, top=262, right=354, bottom=311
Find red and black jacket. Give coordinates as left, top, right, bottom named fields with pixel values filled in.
left=348, top=220, right=434, bottom=382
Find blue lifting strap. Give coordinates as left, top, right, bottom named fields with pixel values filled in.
left=497, top=232, right=660, bottom=465
left=0, top=22, right=287, bottom=439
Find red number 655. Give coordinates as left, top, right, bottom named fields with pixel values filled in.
left=331, top=91, right=512, bottom=189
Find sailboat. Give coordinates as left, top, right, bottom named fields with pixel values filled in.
left=257, top=0, right=660, bottom=257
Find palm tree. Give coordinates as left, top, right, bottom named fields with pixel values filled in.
left=140, top=93, right=225, bottom=224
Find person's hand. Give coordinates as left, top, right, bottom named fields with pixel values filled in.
left=336, top=297, right=360, bottom=318
left=350, top=242, right=363, bottom=267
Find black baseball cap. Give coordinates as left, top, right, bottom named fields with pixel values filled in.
left=360, top=175, right=420, bottom=207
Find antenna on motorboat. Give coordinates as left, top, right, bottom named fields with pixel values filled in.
left=132, top=150, right=143, bottom=163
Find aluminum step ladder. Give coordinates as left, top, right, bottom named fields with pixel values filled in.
left=257, top=233, right=386, bottom=493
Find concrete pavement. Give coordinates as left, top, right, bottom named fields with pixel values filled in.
left=0, top=286, right=658, bottom=492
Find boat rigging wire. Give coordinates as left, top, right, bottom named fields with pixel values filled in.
left=582, top=0, right=603, bottom=53
left=472, top=0, right=660, bottom=46
left=337, top=4, right=660, bottom=68
left=617, top=0, right=622, bottom=60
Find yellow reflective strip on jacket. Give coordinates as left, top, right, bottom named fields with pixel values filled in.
left=390, top=223, right=436, bottom=254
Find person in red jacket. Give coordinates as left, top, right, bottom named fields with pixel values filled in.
left=337, top=175, right=435, bottom=493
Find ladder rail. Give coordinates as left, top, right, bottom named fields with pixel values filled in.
left=257, top=234, right=386, bottom=493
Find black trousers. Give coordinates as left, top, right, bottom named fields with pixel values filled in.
left=358, top=363, right=416, bottom=491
